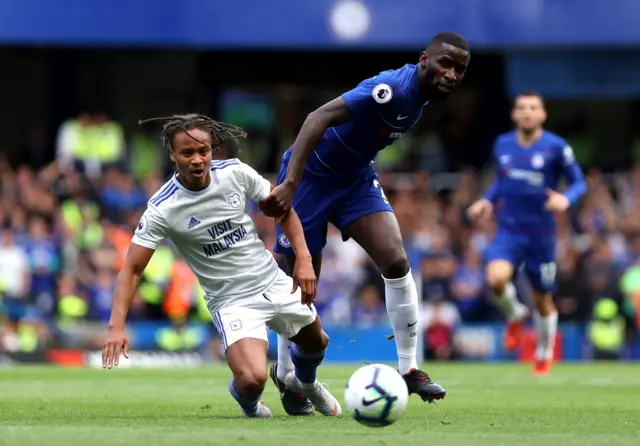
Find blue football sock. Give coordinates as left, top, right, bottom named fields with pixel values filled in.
left=228, top=377, right=260, bottom=415
left=290, top=344, right=325, bottom=384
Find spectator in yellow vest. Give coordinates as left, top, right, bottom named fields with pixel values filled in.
left=55, top=109, right=125, bottom=179
left=588, top=298, right=625, bottom=360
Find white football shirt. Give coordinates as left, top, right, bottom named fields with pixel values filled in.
left=131, top=158, right=280, bottom=314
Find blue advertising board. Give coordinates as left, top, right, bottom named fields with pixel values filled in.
left=125, top=322, right=638, bottom=362
left=1, top=0, right=640, bottom=49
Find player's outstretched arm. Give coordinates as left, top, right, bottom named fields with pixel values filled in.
left=259, top=98, right=352, bottom=218
left=102, top=242, right=155, bottom=369
left=276, top=210, right=317, bottom=305
left=284, top=97, right=352, bottom=188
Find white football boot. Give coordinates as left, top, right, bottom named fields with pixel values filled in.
left=240, top=401, right=273, bottom=418
left=284, top=372, right=342, bottom=416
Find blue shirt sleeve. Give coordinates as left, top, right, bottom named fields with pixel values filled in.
left=341, top=76, right=396, bottom=117
left=484, top=180, right=499, bottom=203
left=559, top=143, right=587, bottom=206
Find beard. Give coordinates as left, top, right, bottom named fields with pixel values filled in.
left=518, top=125, right=538, bottom=135
left=423, top=69, right=453, bottom=100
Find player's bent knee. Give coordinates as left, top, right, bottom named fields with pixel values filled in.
left=225, top=338, right=269, bottom=394
left=307, top=327, right=329, bottom=352
left=486, top=261, right=513, bottom=290
left=289, top=318, right=329, bottom=353
left=318, top=330, right=330, bottom=351
left=234, top=367, right=268, bottom=394
left=486, top=274, right=508, bottom=291
left=380, top=255, right=411, bottom=279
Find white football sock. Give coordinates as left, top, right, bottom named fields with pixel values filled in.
left=535, top=311, right=558, bottom=361
left=384, top=270, right=419, bottom=375
left=277, top=335, right=294, bottom=381
left=492, top=282, right=527, bottom=322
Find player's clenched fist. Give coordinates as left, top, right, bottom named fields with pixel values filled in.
left=102, top=326, right=129, bottom=369
left=544, top=189, right=570, bottom=214
left=259, top=182, right=295, bottom=218
left=291, top=255, right=317, bottom=306
left=467, top=198, right=493, bottom=222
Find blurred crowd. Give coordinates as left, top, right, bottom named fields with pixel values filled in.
left=0, top=110, right=638, bottom=359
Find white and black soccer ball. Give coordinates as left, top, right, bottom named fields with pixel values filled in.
left=344, top=364, right=409, bottom=427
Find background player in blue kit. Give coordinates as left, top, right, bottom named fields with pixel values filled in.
left=259, top=32, right=471, bottom=415
left=467, top=91, right=587, bottom=375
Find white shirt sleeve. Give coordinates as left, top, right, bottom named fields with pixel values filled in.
left=130, top=205, right=168, bottom=250
left=238, top=162, right=272, bottom=202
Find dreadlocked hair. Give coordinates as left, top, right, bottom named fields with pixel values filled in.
left=137, top=113, right=247, bottom=152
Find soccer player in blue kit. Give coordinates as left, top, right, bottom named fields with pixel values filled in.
left=467, top=91, right=587, bottom=375
left=259, top=32, right=471, bottom=415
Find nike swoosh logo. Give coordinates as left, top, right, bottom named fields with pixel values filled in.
left=362, top=396, right=385, bottom=406
left=407, top=321, right=418, bottom=327
left=397, top=114, right=408, bottom=120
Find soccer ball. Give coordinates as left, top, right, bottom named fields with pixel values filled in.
left=344, top=363, right=409, bottom=427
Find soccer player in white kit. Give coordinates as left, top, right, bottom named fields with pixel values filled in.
left=102, top=114, right=341, bottom=418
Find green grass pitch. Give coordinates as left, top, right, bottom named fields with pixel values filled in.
left=1, top=363, right=639, bottom=446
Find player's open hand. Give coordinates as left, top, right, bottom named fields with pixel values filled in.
left=259, top=182, right=295, bottom=218
left=102, top=326, right=129, bottom=369
left=291, top=256, right=317, bottom=306
left=467, top=199, right=493, bottom=222
left=545, top=189, right=570, bottom=214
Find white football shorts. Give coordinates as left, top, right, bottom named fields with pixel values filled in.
left=211, top=271, right=317, bottom=351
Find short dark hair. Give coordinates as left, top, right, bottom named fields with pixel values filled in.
left=427, top=32, right=470, bottom=52
left=138, top=114, right=247, bottom=152
left=514, top=90, right=545, bottom=107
